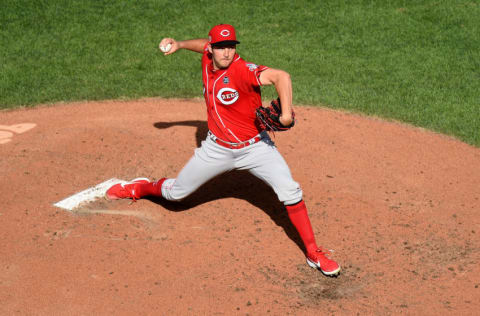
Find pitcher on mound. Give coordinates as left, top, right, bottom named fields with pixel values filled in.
left=106, top=24, right=341, bottom=276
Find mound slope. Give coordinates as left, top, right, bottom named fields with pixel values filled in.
left=1, top=99, right=479, bottom=315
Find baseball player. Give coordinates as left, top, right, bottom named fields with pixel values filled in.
left=106, top=24, right=340, bottom=276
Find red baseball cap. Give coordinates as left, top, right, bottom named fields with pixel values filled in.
left=208, top=24, right=240, bottom=46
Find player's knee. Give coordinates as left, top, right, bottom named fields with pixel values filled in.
left=280, top=183, right=303, bottom=205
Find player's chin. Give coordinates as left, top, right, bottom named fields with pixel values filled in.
left=220, top=60, right=233, bottom=68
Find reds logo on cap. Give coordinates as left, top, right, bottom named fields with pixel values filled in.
left=208, top=24, right=240, bottom=45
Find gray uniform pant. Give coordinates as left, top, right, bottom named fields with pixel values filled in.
left=161, top=132, right=303, bottom=205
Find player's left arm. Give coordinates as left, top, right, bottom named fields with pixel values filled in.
left=259, top=68, right=294, bottom=126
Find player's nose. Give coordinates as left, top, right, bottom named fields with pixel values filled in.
left=223, top=47, right=233, bottom=56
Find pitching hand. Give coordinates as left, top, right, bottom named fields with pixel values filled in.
left=159, top=38, right=179, bottom=56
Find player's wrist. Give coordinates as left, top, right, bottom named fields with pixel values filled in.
left=176, top=40, right=183, bottom=49
left=280, top=115, right=293, bottom=126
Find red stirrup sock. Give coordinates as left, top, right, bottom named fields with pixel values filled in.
left=135, top=178, right=166, bottom=198
left=286, top=200, right=318, bottom=254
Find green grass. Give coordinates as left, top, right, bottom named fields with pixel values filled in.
left=1, top=0, right=479, bottom=146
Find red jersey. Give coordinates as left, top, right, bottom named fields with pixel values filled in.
left=202, top=45, right=268, bottom=142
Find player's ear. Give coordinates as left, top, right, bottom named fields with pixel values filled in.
left=207, top=44, right=213, bottom=53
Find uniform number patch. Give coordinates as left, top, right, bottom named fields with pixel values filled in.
left=216, top=87, right=239, bottom=105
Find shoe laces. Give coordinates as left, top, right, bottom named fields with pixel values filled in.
left=121, top=182, right=138, bottom=203
left=312, top=247, right=334, bottom=259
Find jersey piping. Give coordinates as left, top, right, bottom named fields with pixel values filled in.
left=202, top=47, right=266, bottom=142
left=212, top=67, right=242, bottom=142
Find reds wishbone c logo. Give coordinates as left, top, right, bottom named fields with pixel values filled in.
left=220, top=30, right=230, bottom=37
left=216, top=87, right=239, bottom=105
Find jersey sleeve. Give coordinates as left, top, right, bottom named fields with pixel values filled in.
left=202, top=42, right=210, bottom=58
left=201, top=43, right=211, bottom=68
left=243, top=62, right=269, bottom=88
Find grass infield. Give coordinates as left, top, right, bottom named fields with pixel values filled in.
left=1, top=0, right=479, bottom=146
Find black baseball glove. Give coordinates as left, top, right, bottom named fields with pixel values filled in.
left=255, top=98, right=295, bottom=132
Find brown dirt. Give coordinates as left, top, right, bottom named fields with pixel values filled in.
left=1, top=98, right=479, bottom=315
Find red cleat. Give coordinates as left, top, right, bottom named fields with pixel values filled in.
left=105, top=178, right=150, bottom=201
left=306, top=248, right=341, bottom=276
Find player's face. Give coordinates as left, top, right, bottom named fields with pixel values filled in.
left=211, top=45, right=236, bottom=70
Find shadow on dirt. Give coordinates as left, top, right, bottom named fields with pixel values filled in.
left=154, top=120, right=208, bottom=147
left=153, top=120, right=306, bottom=253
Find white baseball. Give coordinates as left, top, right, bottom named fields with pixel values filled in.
left=160, top=43, right=172, bottom=53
